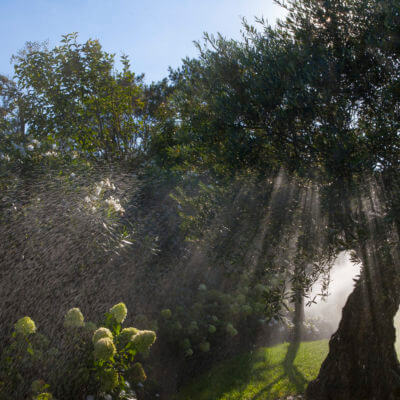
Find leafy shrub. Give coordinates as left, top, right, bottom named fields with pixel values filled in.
left=155, top=282, right=281, bottom=360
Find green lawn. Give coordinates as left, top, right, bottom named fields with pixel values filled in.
left=175, top=340, right=329, bottom=400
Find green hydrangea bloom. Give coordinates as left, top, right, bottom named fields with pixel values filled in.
left=99, top=369, right=119, bottom=392
left=131, top=330, right=156, bottom=353
left=198, top=283, right=207, bottom=291
left=161, top=309, right=172, bottom=319
left=226, top=323, right=238, bottom=337
left=94, top=338, right=116, bottom=361
left=110, top=302, right=127, bottom=323
left=64, top=308, right=84, bottom=328
left=199, top=341, right=210, bottom=352
left=92, top=327, right=113, bottom=344
left=208, top=324, right=217, bottom=334
left=15, top=317, right=36, bottom=336
left=127, top=362, right=147, bottom=383
left=185, top=348, right=194, bottom=357
left=118, top=327, right=138, bottom=347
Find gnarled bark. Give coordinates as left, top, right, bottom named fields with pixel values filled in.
left=307, top=240, right=400, bottom=400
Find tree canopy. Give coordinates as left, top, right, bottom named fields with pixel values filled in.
left=0, top=1, right=400, bottom=399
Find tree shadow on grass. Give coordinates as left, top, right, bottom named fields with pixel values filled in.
left=251, top=341, right=308, bottom=400
left=180, top=342, right=309, bottom=400
left=283, top=341, right=308, bottom=390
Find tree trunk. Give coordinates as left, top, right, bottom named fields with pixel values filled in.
left=284, top=294, right=304, bottom=367
left=292, top=294, right=304, bottom=345
left=306, top=240, right=400, bottom=400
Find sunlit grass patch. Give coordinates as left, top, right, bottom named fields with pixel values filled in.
left=176, top=340, right=329, bottom=400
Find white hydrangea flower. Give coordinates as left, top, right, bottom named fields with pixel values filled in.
left=131, top=330, right=156, bottom=353
left=92, top=327, right=113, bottom=344
left=110, top=302, right=127, bottom=323
left=15, top=317, right=36, bottom=336
left=118, top=327, right=138, bottom=347
left=94, top=337, right=116, bottom=361
left=64, top=308, right=85, bottom=328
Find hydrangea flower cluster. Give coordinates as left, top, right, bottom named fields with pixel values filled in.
left=199, top=341, right=210, bottom=352
left=5, top=303, right=156, bottom=398
left=131, top=330, right=156, bottom=353
left=161, top=309, right=172, bottom=319
left=118, top=327, right=138, bottom=348
left=92, top=327, right=113, bottom=344
left=110, top=302, right=127, bottom=323
left=226, top=323, right=238, bottom=337
left=94, top=338, right=116, bottom=361
left=64, top=308, right=85, bottom=328
left=14, top=317, right=36, bottom=336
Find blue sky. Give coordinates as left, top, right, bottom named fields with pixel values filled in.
left=0, top=0, right=285, bottom=83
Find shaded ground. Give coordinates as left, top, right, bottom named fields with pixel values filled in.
left=175, top=340, right=328, bottom=400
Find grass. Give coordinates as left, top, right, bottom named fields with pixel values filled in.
left=175, top=340, right=329, bottom=400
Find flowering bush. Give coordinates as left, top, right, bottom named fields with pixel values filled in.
left=0, top=303, right=156, bottom=400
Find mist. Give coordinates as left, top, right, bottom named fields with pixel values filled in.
left=305, top=252, right=361, bottom=335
